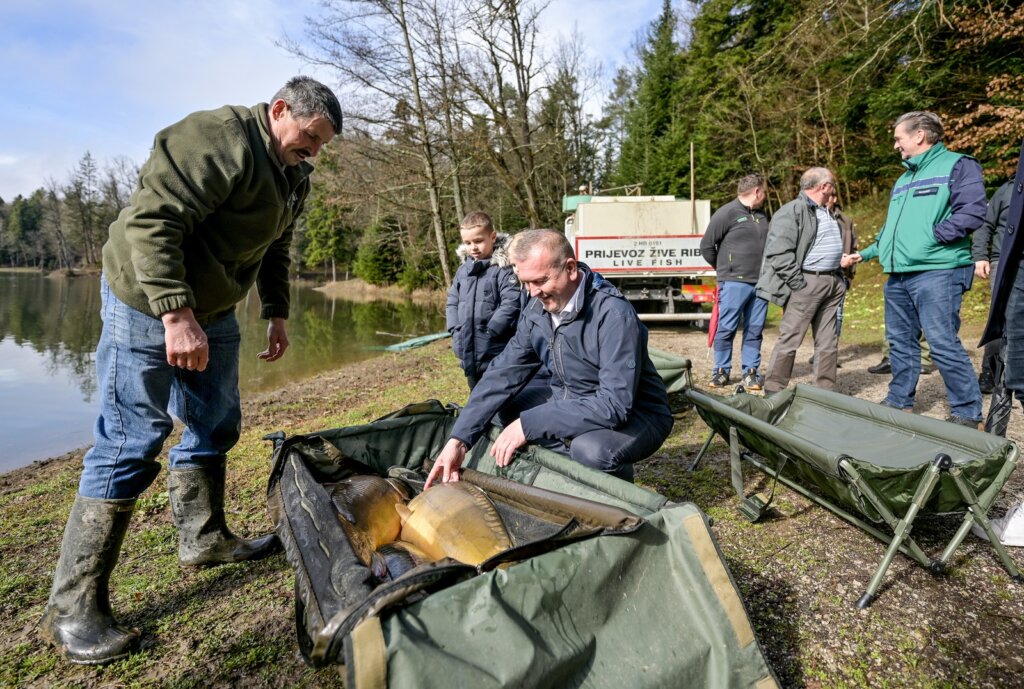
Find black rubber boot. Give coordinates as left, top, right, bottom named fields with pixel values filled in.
left=985, top=340, right=1011, bottom=437
left=39, top=495, right=140, bottom=665
left=168, top=464, right=281, bottom=566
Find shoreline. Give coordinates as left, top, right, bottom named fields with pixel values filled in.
left=315, top=277, right=446, bottom=305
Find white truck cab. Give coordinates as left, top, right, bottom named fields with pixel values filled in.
left=563, top=194, right=715, bottom=322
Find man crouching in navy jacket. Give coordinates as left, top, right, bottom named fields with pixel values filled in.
left=426, top=228, right=673, bottom=486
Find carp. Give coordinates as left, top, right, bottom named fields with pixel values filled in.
left=396, top=483, right=512, bottom=566
left=329, top=475, right=411, bottom=568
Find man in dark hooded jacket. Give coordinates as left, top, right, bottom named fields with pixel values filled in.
left=426, top=229, right=673, bottom=485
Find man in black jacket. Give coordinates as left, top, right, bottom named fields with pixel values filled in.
left=699, top=174, right=769, bottom=389
left=974, top=179, right=1013, bottom=394
left=979, top=144, right=1024, bottom=432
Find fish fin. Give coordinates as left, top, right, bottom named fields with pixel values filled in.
left=369, top=551, right=389, bottom=580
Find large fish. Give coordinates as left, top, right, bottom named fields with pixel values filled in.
left=396, top=483, right=512, bottom=566
left=329, top=475, right=412, bottom=570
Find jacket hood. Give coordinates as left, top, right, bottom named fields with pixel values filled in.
left=456, top=232, right=513, bottom=268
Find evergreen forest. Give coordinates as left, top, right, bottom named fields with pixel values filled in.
left=1, top=0, right=1021, bottom=290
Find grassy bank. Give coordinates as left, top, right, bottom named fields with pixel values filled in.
left=3, top=194, right=1017, bottom=688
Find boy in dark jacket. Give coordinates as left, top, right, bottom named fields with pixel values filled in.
left=446, top=212, right=522, bottom=389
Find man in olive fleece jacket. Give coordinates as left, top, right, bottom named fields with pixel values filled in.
left=40, top=77, right=342, bottom=666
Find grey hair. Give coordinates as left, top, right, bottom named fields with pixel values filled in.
left=272, top=76, right=343, bottom=134
left=800, top=167, right=834, bottom=190
left=509, top=229, right=574, bottom=266
left=895, top=111, right=944, bottom=144
left=736, top=174, right=764, bottom=196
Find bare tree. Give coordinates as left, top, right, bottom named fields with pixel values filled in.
left=42, top=178, right=73, bottom=272
left=460, top=0, right=549, bottom=228
left=286, top=0, right=455, bottom=286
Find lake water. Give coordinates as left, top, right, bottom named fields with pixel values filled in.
left=0, top=272, right=445, bottom=473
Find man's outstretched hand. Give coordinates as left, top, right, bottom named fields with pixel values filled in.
left=425, top=438, right=468, bottom=489
left=258, top=317, right=289, bottom=362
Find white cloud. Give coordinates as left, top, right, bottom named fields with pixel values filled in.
left=0, top=0, right=662, bottom=201
left=0, top=0, right=327, bottom=200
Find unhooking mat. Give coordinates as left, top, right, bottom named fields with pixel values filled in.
left=266, top=400, right=778, bottom=689
left=687, top=384, right=1023, bottom=607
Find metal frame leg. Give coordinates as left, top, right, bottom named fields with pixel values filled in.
left=855, top=454, right=951, bottom=608
left=689, top=429, right=717, bottom=472
left=941, top=466, right=1024, bottom=583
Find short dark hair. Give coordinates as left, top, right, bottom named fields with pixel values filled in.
left=895, top=111, right=943, bottom=144
left=272, top=76, right=343, bottom=134
left=460, top=211, right=493, bottom=233
left=737, top=174, right=764, bottom=196
left=509, top=229, right=574, bottom=267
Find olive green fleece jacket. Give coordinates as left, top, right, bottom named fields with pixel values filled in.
left=102, top=104, right=313, bottom=323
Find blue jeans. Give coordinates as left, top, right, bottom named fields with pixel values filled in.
left=79, top=279, right=243, bottom=500
left=712, top=281, right=768, bottom=373
left=883, top=266, right=981, bottom=421
left=497, top=384, right=673, bottom=480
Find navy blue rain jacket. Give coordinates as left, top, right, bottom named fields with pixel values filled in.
left=445, top=234, right=522, bottom=377
left=450, top=265, right=672, bottom=447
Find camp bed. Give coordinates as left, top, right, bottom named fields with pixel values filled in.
left=265, top=398, right=778, bottom=689
left=687, top=383, right=1023, bottom=608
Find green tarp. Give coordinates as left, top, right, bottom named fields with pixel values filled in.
left=267, top=400, right=777, bottom=689
left=689, top=384, right=1015, bottom=519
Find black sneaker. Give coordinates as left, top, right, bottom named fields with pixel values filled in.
left=946, top=415, right=983, bottom=430
left=868, top=357, right=891, bottom=374
left=741, top=368, right=764, bottom=391
left=709, top=368, right=731, bottom=388
left=979, top=370, right=995, bottom=394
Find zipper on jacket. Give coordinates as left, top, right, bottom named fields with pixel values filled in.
left=551, top=327, right=569, bottom=398
left=887, top=170, right=915, bottom=272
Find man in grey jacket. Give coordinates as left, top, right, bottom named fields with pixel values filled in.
left=426, top=229, right=673, bottom=486
left=757, top=167, right=847, bottom=394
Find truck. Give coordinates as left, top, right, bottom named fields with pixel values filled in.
left=563, top=194, right=715, bottom=323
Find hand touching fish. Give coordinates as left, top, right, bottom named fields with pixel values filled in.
left=425, top=438, right=467, bottom=489
left=425, top=420, right=528, bottom=489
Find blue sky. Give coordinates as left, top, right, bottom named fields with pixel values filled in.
left=0, top=0, right=663, bottom=202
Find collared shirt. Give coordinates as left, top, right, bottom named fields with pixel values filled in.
left=802, top=205, right=843, bottom=271
left=550, top=275, right=587, bottom=329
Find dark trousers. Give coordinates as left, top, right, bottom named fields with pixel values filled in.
left=498, top=383, right=673, bottom=481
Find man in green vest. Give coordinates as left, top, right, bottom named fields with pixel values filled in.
left=844, top=111, right=986, bottom=426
